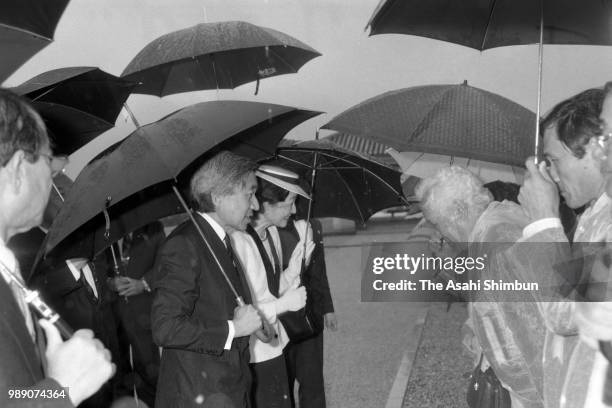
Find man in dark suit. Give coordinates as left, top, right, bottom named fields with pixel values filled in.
left=151, top=151, right=263, bottom=408
left=277, top=217, right=336, bottom=408
left=34, top=247, right=124, bottom=408
left=0, top=88, right=114, bottom=407
left=109, top=221, right=165, bottom=407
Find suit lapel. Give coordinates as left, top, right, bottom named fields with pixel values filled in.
left=193, top=214, right=252, bottom=304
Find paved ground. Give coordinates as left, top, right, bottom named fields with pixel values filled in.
left=319, top=218, right=472, bottom=408
left=402, top=303, right=471, bottom=408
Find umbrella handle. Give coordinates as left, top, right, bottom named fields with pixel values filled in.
left=235, top=296, right=276, bottom=343
left=0, top=260, right=74, bottom=339
left=172, top=186, right=276, bottom=343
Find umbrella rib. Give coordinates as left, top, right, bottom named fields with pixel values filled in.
left=331, top=154, right=409, bottom=206
left=480, top=0, right=498, bottom=50
left=268, top=47, right=298, bottom=72
left=276, top=154, right=315, bottom=170
left=330, top=165, right=366, bottom=223
left=309, top=150, right=370, bottom=169
left=31, top=85, right=59, bottom=102
left=159, top=62, right=173, bottom=97
left=407, top=87, right=455, bottom=145
left=0, top=22, right=53, bottom=41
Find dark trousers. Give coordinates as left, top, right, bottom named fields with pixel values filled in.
left=115, top=295, right=160, bottom=407
left=250, top=354, right=292, bottom=408
left=285, top=332, right=326, bottom=408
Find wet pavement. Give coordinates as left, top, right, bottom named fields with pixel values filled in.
left=319, top=218, right=471, bottom=408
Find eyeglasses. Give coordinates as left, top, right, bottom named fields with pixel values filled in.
left=39, top=153, right=69, bottom=177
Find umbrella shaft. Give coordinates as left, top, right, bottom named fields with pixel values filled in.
left=171, top=185, right=240, bottom=299
left=534, top=1, right=544, bottom=161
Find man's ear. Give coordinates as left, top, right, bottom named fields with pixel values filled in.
left=588, top=136, right=607, bottom=163
left=3, top=150, right=26, bottom=192
left=210, top=192, right=222, bottom=209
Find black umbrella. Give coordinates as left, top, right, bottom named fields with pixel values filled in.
left=43, top=101, right=319, bottom=344
left=122, top=21, right=321, bottom=96
left=323, top=82, right=536, bottom=167
left=46, top=108, right=322, bottom=260
left=366, top=0, right=612, bottom=49
left=365, top=0, right=612, bottom=157
left=269, top=139, right=406, bottom=225
left=12, top=67, right=137, bottom=155
left=0, top=0, right=70, bottom=83
left=44, top=101, right=321, bottom=255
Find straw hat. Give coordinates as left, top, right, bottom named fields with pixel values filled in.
left=256, top=165, right=310, bottom=199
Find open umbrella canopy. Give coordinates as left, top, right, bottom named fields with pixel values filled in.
left=366, top=0, right=612, bottom=50
left=388, top=149, right=524, bottom=184
left=0, top=0, right=70, bottom=83
left=45, top=100, right=320, bottom=254
left=323, top=82, right=536, bottom=167
left=269, top=139, right=405, bottom=225
left=50, top=107, right=322, bottom=259
left=11, top=67, right=137, bottom=155
left=121, top=20, right=321, bottom=96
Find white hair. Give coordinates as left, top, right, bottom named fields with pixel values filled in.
left=415, top=166, right=491, bottom=234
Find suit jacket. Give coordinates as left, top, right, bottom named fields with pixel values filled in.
left=151, top=214, right=252, bottom=408
left=124, top=221, right=166, bottom=282
left=34, top=256, right=117, bottom=343
left=0, top=278, right=73, bottom=408
left=116, top=221, right=165, bottom=335
left=277, top=219, right=334, bottom=325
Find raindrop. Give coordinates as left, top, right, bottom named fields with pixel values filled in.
left=201, top=371, right=207, bottom=379
left=195, top=394, right=205, bottom=404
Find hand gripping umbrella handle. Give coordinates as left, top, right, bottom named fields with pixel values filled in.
left=235, top=296, right=276, bottom=343
left=172, top=186, right=276, bottom=343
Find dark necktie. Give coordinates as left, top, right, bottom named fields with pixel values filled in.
left=223, top=235, right=250, bottom=302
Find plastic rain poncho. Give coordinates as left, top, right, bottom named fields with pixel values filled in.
left=466, top=200, right=547, bottom=408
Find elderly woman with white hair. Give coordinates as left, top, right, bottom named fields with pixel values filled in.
left=230, top=165, right=315, bottom=408
left=415, top=165, right=546, bottom=408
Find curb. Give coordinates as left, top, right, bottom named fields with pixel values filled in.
left=385, top=310, right=428, bottom=408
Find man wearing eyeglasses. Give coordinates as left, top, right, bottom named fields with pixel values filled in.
left=518, top=88, right=611, bottom=408
left=0, top=88, right=114, bottom=407
left=551, top=83, right=612, bottom=408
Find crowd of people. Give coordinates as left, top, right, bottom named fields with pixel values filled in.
left=413, top=84, right=612, bottom=408
left=3, top=71, right=612, bottom=408
left=0, top=88, right=337, bottom=408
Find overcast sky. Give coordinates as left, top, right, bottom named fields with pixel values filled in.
left=5, top=0, right=612, bottom=178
